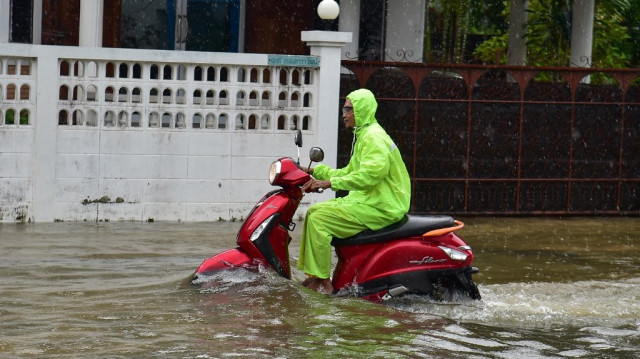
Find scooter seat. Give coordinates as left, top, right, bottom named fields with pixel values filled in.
left=331, top=215, right=455, bottom=246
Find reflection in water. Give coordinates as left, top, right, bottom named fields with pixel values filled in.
left=0, top=218, right=638, bottom=358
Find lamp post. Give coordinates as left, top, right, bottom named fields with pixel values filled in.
left=317, top=0, right=339, bottom=30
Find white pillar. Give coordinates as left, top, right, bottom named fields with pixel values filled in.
left=0, top=0, right=10, bottom=43
left=32, top=49, right=59, bottom=221
left=33, top=0, right=43, bottom=44
left=301, top=30, right=351, bottom=173
left=79, top=0, right=104, bottom=47
left=569, top=0, right=595, bottom=68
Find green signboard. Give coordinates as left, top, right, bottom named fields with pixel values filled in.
left=267, top=55, right=320, bottom=67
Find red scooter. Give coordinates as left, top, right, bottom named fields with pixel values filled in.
left=192, top=131, right=481, bottom=303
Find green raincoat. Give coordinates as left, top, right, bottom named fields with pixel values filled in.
left=297, top=89, right=412, bottom=279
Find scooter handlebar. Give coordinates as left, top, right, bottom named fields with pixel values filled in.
left=300, top=185, right=324, bottom=194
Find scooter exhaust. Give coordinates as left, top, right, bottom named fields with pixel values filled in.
left=381, top=285, right=409, bottom=301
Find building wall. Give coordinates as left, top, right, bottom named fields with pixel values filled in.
left=0, top=44, right=340, bottom=222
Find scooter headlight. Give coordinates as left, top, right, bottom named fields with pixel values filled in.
left=438, top=246, right=468, bottom=261
left=269, top=160, right=281, bottom=184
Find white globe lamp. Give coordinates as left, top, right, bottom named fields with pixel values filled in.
left=317, top=0, right=340, bottom=20
left=317, top=0, right=340, bottom=30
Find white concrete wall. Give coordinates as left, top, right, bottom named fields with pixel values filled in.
left=0, top=40, right=349, bottom=222
left=0, top=55, right=35, bottom=221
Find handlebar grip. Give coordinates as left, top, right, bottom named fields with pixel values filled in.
left=300, top=186, right=324, bottom=194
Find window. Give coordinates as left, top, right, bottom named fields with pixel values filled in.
left=359, top=0, right=387, bottom=61
left=10, top=0, right=33, bottom=43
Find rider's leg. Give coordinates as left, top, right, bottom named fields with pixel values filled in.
left=297, top=199, right=367, bottom=284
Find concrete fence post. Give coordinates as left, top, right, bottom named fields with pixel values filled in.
left=0, top=0, right=10, bottom=43
left=32, top=48, right=60, bottom=221
left=79, top=0, right=104, bottom=47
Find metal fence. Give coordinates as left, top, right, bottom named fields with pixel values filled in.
left=340, top=61, right=640, bottom=215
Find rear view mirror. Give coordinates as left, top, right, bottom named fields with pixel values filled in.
left=309, top=147, right=324, bottom=163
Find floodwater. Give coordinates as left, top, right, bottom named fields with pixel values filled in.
left=1, top=217, right=639, bottom=358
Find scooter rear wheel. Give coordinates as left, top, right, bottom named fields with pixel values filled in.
left=432, top=272, right=481, bottom=301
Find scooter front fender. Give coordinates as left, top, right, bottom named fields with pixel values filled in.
left=193, top=248, right=255, bottom=278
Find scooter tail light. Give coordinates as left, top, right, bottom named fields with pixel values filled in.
left=438, top=245, right=468, bottom=261
left=250, top=214, right=276, bottom=242
left=268, top=160, right=281, bottom=185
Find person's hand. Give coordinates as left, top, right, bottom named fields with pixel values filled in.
left=301, top=178, right=330, bottom=193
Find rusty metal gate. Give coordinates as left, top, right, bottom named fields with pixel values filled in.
left=339, top=61, right=640, bottom=215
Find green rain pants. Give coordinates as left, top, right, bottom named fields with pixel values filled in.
left=297, top=199, right=370, bottom=279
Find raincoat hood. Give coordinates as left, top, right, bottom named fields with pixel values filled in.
left=346, top=89, right=378, bottom=128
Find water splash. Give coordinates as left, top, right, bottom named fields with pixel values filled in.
left=387, top=278, right=640, bottom=329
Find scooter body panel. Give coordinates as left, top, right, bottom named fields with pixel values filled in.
left=333, top=232, right=477, bottom=300
left=332, top=242, right=381, bottom=289
left=236, top=190, right=299, bottom=279
left=355, top=237, right=458, bottom=283
left=194, top=248, right=254, bottom=276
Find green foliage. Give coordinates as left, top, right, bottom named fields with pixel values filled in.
left=622, top=0, right=640, bottom=66
left=5, top=110, right=14, bottom=125
left=592, top=5, right=631, bottom=68
left=466, top=0, right=508, bottom=35
left=469, top=0, right=636, bottom=70
left=425, top=0, right=507, bottom=63
left=472, top=32, right=508, bottom=64
left=4, top=109, right=29, bottom=125
left=525, top=0, right=572, bottom=67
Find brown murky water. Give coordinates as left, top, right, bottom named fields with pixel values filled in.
left=1, top=217, right=639, bottom=358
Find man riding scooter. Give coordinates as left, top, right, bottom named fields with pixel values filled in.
left=298, top=88, right=412, bottom=294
